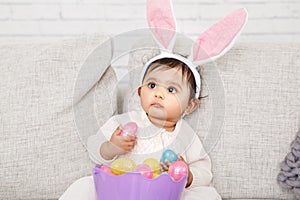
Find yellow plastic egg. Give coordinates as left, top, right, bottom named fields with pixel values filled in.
left=111, top=158, right=136, bottom=175
left=153, top=172, right=160, bottom=178
left=143, top=158, right=161, bottom=177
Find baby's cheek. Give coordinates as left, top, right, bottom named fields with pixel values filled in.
left=171, top=96, right=185, bottom=111
left=140, top=99, right=149, bottom=112
left=166, top=101, right=182, bottom=116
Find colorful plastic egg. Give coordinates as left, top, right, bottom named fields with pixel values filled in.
left=119, top=122, right=138, bottom=137
left=153, top=173, right=160, bottom=178
left=135, top=164, right=153, bottom=179
left=143, top=158, right=161, bottom=177
left=168, top=160, right=188, bottom=181
left=99, top=164, right=114, bottom=175
left=161, top=149, right=178, bottom=165
left=111, top=158, right=136, bottom=175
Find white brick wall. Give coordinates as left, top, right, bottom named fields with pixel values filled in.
left=0, top=0, right=299, bottom=43
left=0, top=0, right=299, bottom=79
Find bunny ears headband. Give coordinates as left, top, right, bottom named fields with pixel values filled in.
left=142, top=0, right=248, bottom=98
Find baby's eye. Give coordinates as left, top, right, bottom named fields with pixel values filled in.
left=148, top=82, right=156, bottom=89
left=168, top=87, right=176, bottom=93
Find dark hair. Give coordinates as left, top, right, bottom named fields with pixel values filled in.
left=142, top=58, right=198, bottom=99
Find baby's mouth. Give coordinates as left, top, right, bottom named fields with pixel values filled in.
left=151, top=102, right=163, bottom=108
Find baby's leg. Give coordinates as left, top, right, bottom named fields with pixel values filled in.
left=59, top=176, right=96, bottom=200
left=182, top=186, right=222, bottom=200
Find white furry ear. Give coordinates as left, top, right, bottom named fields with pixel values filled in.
left=147, top=0, right=177, bottom=51
left=191, top=8, right=248, bottom=65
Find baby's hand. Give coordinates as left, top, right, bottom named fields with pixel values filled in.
left=177, top=155, right=193, bottom=188
left=160, top=154, right=193, bottom=188
left=160, top=160, right=171, bottom=172
left=110, top=126, right=137, bottom=155
left=160, top=153, right=180, bottom=172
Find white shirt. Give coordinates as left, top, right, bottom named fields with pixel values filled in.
left=87, top=110, right=213, bottom=188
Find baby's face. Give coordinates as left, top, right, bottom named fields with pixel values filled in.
left=139, top=66, right=191, bottom=128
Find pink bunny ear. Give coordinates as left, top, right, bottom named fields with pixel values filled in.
left=147, top=0, right=177, bottom=50
left=192, top=8, right=248, bottom=65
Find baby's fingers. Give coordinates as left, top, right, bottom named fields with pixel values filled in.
left=120, top=138, right=136, bottom=152
left=178, top=154, right=184, bottom=161
left=122, top=136, right=137, bottom=142
left=160, top=159, right=172, bottom=171
left=160, top=162, right=168, bottom=172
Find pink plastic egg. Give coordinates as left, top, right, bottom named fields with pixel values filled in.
left=135, top=164, right=154, bottom=179
left=119, top=122, right=138, bottom=137
left=99, top=164, right=114, bottom=175
left=168, top=161, right=188, bottom=181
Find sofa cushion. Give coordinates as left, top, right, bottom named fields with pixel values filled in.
left=124, top=38, right=300, bottom=199
left=206, top=42, right=300, bottom=199
left=0, top=35, right=117, bottom=199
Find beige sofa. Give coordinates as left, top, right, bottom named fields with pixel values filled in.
left=1, top=34, right=299, bottom=199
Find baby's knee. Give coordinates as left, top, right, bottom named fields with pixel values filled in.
left=59, top=176, right=96, bottom=200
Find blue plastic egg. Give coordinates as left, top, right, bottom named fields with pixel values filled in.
left=161, top=149, right=178, bottom=165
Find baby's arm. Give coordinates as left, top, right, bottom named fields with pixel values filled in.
left=185, top=135, right=213, bottom=188
left=87, top=116, right=137, bottom=164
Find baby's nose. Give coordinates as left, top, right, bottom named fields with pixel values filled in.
left=154, top=88, right=165, bottom=99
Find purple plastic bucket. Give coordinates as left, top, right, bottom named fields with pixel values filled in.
left=93, top=165, right=187, bottom=200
